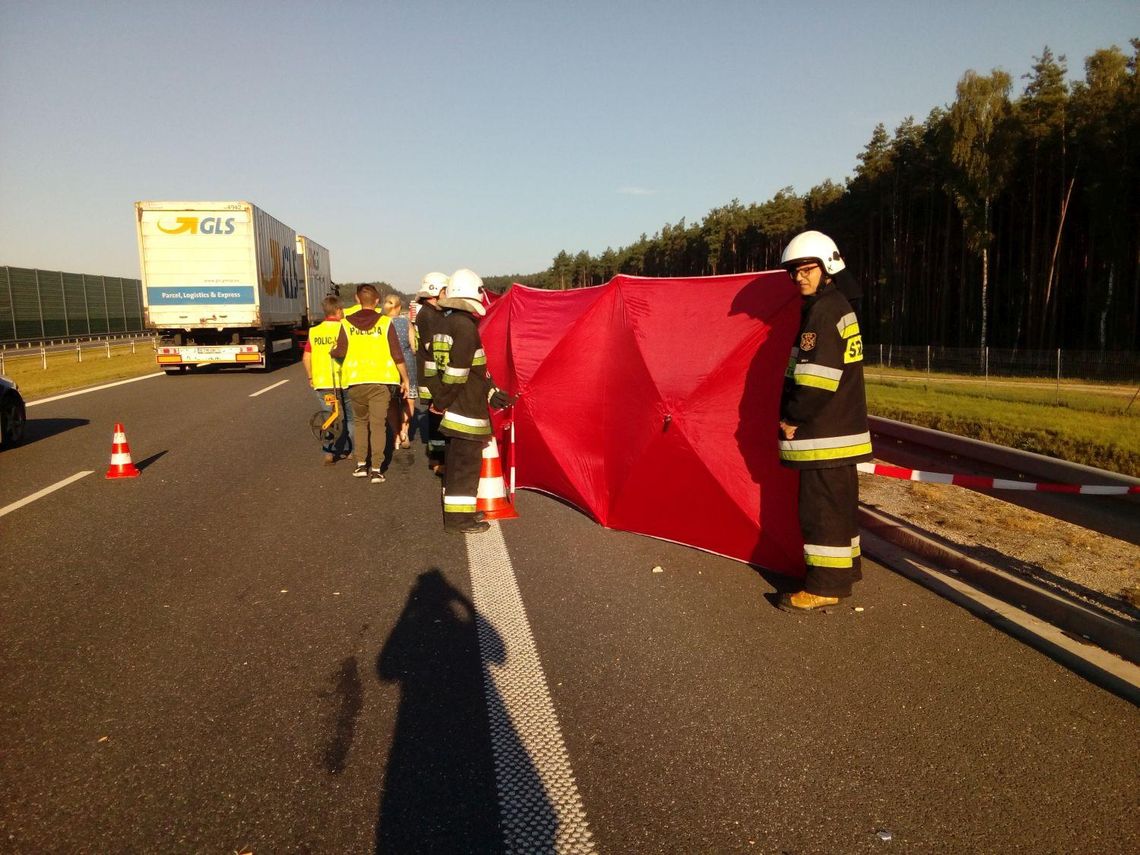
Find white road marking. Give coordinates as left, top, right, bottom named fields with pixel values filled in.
left=27, top=373, right=164, bottom=407
left=249, top=379, right=289, bottom=398
left=0, top=471, right=94, bottom=519
left=466, top=523, right=596, bottom=854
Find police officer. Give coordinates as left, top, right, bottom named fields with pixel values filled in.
left=415, top=272, right=450, bottom=474
left=777, top=231, right=872, bottom=612
left=431, top=269, right=512, bottom=534
left=330, top=284, right=410, bottom=484
left=303, top=295, right=351, bottom=465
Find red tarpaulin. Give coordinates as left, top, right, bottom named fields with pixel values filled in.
left=480, top=272, right=806, bottom=577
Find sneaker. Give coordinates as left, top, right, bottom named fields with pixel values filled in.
left=352, top=463, right=369, bottom=478
left=370, top=469, right=385, bottom=484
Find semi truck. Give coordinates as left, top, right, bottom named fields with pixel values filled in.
left=135, top=200, right=332, bottom=372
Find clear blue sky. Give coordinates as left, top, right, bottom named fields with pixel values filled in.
left=1, top=1, right=1136, bottom=288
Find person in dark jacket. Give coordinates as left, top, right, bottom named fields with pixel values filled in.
left=431, top=269, right=513, bottom=534
left=777, top=231, right=872, bottom=612
left=415, top=272, right=451, bottom=474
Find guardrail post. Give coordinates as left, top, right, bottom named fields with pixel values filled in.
left=77, top=341, right=82, bottom=363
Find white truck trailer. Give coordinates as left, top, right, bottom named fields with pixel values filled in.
left=296, top=234, right=332, bottom=323
left=135, top=201, right=332, bottom=372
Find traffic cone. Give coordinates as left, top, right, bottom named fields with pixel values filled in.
left=476, top=437, right=518, bottom=520
left=105, top=423, right=140, bottom=479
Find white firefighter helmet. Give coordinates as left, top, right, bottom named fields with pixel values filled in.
left=439, top=268, right=486, bottom=316
left=446, top=268, right=484, bottom=301
left=781, top=230, right=846, bottom=275
left=418, top=271, right=450, bottom=299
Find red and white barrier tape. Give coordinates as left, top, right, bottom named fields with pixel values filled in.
left=857, top=461, right=1140, bottom=495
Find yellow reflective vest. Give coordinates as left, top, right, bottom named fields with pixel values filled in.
left=340, top=315, right=400, bottom=386
left=307, top=319, right=343, bottom=389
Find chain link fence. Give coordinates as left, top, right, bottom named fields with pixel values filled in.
left=867, top=345, right=1140, bottom=385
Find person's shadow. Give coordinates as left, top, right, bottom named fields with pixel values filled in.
left=375, top=569, right=556, bottom=853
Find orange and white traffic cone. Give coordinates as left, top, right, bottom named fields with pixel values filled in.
left=105, top=422, right=140, bottom=479
left=476, top=437, right=518, bottom=520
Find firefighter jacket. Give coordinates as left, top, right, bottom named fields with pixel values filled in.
left=330, top=309, right=404, bottom=386
left=778, top=282, right=872, bottom=469
left=415, top=302, right=448, bottom=402
left=306, top=318, right=343, bottom=389
left=432, top=309, right=493, bottom=439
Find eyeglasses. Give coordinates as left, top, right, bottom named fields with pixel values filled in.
left=789, top=264, right=819, bottom=280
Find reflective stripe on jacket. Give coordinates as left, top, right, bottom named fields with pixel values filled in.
left=433, top=310, right=493, bottom=439
left=778, top=284, right=871, bottom=469
left=414, top=303, right=447, bottom=401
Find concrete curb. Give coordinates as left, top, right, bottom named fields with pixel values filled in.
left=859, top=505, right=1140, bottom=667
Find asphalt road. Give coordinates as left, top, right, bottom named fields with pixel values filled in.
left=2, top=363, right=1137, bottom=854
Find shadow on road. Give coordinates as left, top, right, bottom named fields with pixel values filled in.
left=373, top=569, right=505, bottom=853
left=134, top=450, right=168, bottom=472
left=20, top=417, right=88, bottom=446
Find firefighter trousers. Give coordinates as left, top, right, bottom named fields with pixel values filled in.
left=426, top=408, right=448, bottom=466
left=798, top=464, right=862, bottom=597
left=443, top=435, right=485, bottom=528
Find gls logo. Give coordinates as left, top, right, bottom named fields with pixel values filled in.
left=260, top=239, right=300, bottom=299
left=157, top=216, right=236, bottom=235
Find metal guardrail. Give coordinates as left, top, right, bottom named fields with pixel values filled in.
left=868, top=415, right=1140, bottom=489
left=0, top=335, right=158, bottom=373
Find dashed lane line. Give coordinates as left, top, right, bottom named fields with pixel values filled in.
left=0, top=471, right=94, bottom=519
left=249, top=379, right=290, bottom=398
left=466, top=522, right=596, bottom=854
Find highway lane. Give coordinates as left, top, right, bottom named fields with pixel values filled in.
left=1, top=364, right=1137, bottom=853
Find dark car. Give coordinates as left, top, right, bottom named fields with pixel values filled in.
left=1, top=374, right=26, bottom=448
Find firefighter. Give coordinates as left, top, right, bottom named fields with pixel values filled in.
left=777, top=231, right=872, bottom=612
left=432, top=269, right=512, bottom=534
left=415, top=271, right=451, bottom=474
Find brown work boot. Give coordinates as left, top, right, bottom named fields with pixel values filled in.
left=778, top=591, right=840, bottom=613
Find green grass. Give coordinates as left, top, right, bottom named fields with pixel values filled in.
left=2, top=346, right=162, bottom=400
left=867, top=376, right=1140, bottom=476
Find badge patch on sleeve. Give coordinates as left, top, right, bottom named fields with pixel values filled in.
left=799, top=332, right=817, bottom=351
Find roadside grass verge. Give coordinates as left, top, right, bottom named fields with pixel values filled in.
left=2, top=348, right=161, bottom=400
left=867, top=377, right=1140, bottom=477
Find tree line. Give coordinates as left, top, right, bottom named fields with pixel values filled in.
left=501, top=41, right=1139, bottom=352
